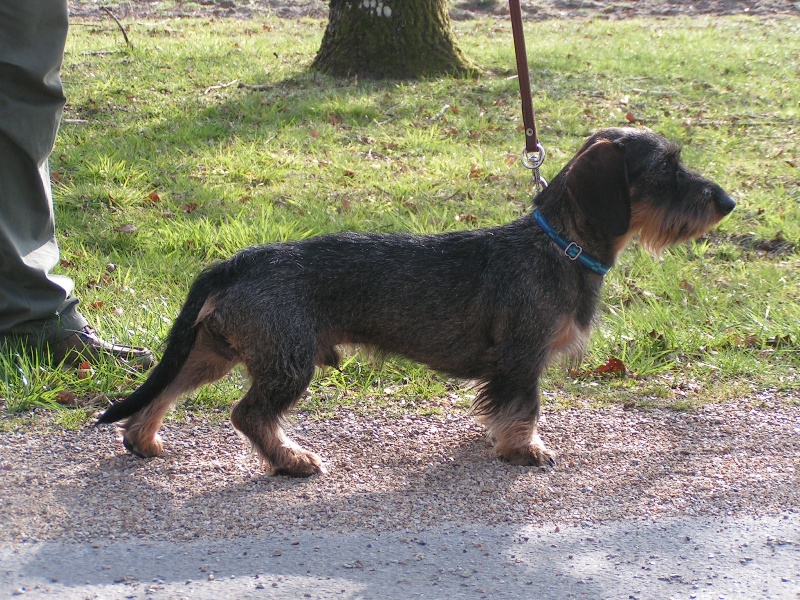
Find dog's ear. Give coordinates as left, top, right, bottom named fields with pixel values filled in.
left=566, top=139, right=631, bottom=237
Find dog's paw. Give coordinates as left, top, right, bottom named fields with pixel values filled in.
left=271, top=446, right=326, bottom=477
left=122, top=433, right=164, bottom=458
left=497, top=445, right=556, bottom=467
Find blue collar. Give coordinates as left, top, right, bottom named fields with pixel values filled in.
left=533, top=208, right=611, bottom=277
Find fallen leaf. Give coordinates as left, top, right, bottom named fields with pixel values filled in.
left=593, top=356, right=627, bottom=376
left=86, top=274, right=113, bottom=290
left=115, top=224, right=137, bottom=234
left=742, top=334, right=760, bottom=348
left=468, top=165, right=484, bottom=179
left=573, top=356, right=627, bottom=378
left=767, top=334, right=792, bottom=348
left=77, top=361, right=94, bottom=380
left=55, top=391, right=78, bottom=406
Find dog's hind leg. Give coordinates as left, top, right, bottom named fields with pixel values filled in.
left=230, top=346, right=323, bottom=477
left=122, top=326, right=237, bottom=457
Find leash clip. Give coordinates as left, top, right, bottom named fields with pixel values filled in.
left=521, top=142, right=547, bottom=194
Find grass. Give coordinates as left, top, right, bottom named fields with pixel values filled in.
left=1, top=13, right=799, bottom=425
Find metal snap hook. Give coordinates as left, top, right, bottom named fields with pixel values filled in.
left=521, top=142, right=546, bottom=170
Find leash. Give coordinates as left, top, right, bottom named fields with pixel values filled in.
left=508, top=0, right=546, bottom=193
left=508, top=5, right=609, bottom=276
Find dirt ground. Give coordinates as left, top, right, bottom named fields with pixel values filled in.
left=67, top=0, right=800, bottom=21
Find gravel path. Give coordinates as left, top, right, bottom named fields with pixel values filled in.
left=2, top=403, right=799, bottom=543
left=1, top=401, right=799, bottom=597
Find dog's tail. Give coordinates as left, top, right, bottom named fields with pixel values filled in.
left=96, top=257, right=242, bottom=425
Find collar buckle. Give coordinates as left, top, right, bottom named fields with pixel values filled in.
left=533, top=208, right=611, bottom=277
left=564, top=242, right=583, bottom=260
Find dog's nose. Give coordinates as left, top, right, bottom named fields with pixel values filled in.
left=715, top=188, right=736, bottom=215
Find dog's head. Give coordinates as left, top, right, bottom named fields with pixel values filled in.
left=565, top=127, right=735, bottom=253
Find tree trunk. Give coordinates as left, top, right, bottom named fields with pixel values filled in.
left=312, top=0, right=479, bottom=79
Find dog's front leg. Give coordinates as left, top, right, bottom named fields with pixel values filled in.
left=478, top=376, right=555, bottom=467
left=487, top=415, right=555, bottom=467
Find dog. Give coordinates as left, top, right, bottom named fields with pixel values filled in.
left=97, top=127, right=735, bottom=476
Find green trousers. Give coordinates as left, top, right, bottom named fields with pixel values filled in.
left=0, top=0, right=88, bottom=338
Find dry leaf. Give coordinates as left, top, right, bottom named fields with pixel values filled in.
left=593, top=356, right=627, bottom=376
left=573, top=356, right=627, bottom=378
left=55, top=391, right=78, bottom=406
left=77, top=361, right=94, bottom=380
left=468, top=165, right=484, bottom=180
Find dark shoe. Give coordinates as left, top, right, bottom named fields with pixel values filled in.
left=52, top=325, right=155, bottom=370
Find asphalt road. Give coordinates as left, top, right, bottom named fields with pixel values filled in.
left=2, top=514, right=798, bottom=599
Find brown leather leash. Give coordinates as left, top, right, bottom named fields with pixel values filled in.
left=508, top=0, right=547, bottom=193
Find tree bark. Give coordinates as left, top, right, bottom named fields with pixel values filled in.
left=312, top=0, right=479, bottom=79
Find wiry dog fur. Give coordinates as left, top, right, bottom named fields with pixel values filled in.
left=97, top=128, right=735, bottom=476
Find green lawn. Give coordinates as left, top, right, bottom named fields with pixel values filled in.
left=1, top=13, right=798, bottom=426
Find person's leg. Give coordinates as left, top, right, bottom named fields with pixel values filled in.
left=0, top=0, right=152, bottom=367
left=0, top=0, right=84, bottom=339
left=0, top=132, right=88, bottom=340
